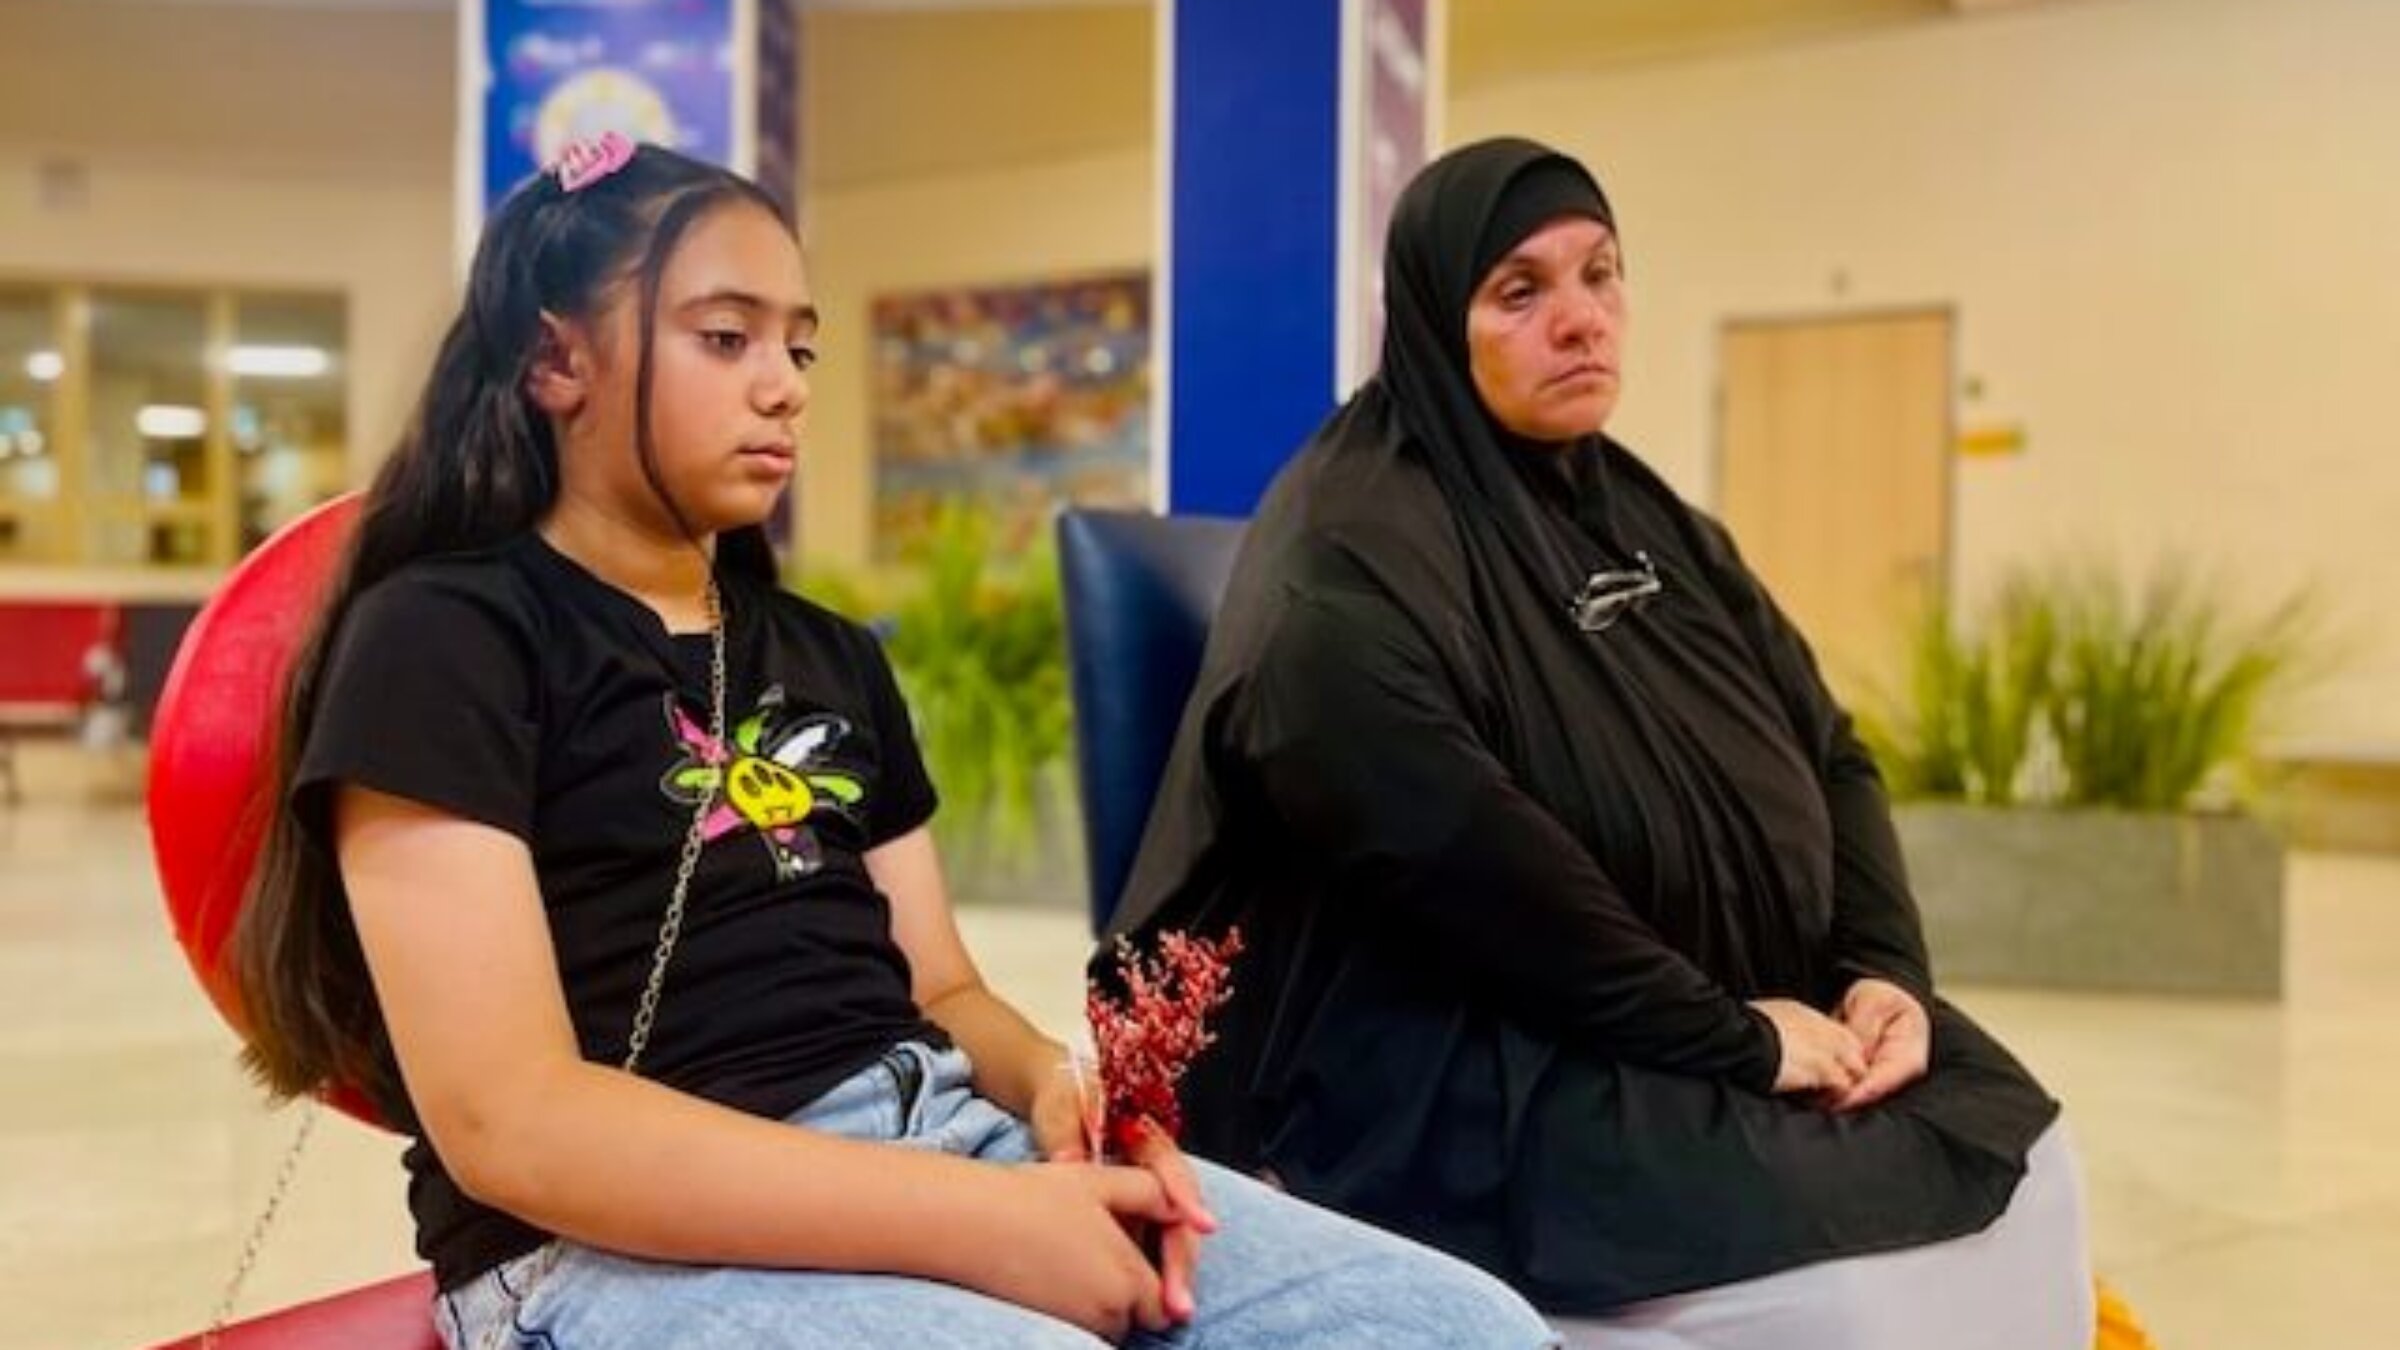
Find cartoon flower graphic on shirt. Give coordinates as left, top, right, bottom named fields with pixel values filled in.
left=659, top=685, right=866, bottom=879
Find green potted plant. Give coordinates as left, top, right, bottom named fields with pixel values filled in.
left=1860, top=562, right=2318, bottom=997
left=796, top=502, right=1081, bottom=908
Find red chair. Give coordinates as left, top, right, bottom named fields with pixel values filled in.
left=143, top=493, right=441, bottom=1349
left=140, top=1272, right=438, bottom=1350
left=0, top=600, right=122, bottom=805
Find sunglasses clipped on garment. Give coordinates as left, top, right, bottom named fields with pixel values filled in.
left=1569, top=551, right=1663, bottom=634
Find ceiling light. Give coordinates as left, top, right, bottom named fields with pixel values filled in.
left=228, top=345, right=331, bottom=378
left=137, top=405, right=207, bottom=439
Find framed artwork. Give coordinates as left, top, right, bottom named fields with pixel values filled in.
left=870, top=270, right=1151, bottom=559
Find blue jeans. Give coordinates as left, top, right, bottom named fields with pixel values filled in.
left=437, top=1041, right=1557, bottom=1349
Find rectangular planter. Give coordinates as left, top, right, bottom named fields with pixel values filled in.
left=1892, top=802, right=2285, bottom=998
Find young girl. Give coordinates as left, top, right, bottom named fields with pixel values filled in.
left=226, top=138, right=1554, bottom=1350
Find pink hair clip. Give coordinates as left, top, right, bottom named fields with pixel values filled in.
left=553, top=130, right=636, bottom=193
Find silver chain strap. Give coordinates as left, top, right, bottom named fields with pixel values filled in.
left=197, top=1101, right=321, bottom=1349
left=200, top=578, right=728, bottom=1350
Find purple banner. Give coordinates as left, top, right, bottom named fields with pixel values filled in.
left=480, top=0, right=739, bottom=211
left=1347, top=0, right=1430, bottom=388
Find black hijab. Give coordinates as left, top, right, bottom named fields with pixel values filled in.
left=1120, top=135, right=1828, bottom=992
left=1385, top=144, right=1652, bottom=654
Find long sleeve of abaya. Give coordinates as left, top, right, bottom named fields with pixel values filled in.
left=1817, top=729, right=1936, bottom=1007
left=1687, top=513, right=1935, bottom=1007
left=1240, top=583, right=1781, bottom=1091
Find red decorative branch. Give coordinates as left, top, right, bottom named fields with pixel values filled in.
left=1085, top=928, right=1244, bottom=1157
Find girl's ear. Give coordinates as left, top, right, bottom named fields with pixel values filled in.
left=525, top=311, right=590, bottom=418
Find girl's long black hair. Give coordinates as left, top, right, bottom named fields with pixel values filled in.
left=231, top=145, right=790, bottom=1107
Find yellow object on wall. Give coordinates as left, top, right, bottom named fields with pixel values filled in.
left=1956, top=423, right=2027, bottom=458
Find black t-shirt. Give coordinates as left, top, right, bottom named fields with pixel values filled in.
left=295, top=533, right=945, bottom=1289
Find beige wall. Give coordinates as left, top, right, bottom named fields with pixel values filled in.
left=0, top=1, right=456, bottom=524
left=803, top=6, right=1151, bottom=191
left=0, top=148, right=454, bottom=491
left=0, top=1, right=1154, bottom=582
left=798, top=146, right=1155, bottom=566
left=793, top=5, right=1154, bottom=567
left=1451, top=0, right=2400, bottom=745
left=0, top=4, right=451, bottom=177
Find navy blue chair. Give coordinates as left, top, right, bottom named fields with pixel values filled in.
left=1057, top=508, right=1246, bottom=935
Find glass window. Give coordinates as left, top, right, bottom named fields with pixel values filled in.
left=232, top=295, right=347, bottom=551
left=88, top=292, right=212, bottom=566
left=0, top=288, right=61, bottom=562
left=0, top=281, right=348, bottom=572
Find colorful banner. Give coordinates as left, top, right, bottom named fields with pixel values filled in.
left=871, top=272, right=1152, bottom=561
left=475, top=0, right=740, bottom=212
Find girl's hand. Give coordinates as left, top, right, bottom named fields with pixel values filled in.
left=972, top=1163, right=1179, bottom=1339
left=1115, top=1117, right=1221, bottom=1324
left=1026, top=1062, right=1216, bottom=1325
left=1030, top=1050, right=1104, bottom=1163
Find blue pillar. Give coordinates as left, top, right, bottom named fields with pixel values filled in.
left=1160, top=0, right=1435, bottom=517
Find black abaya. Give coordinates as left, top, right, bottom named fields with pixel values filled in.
left=1104, top=138, right=2057, bottom=1312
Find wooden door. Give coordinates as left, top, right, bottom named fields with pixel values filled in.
left=1717, top=310, right=1952, bottom=704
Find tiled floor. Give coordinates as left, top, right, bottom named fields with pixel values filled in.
left=4, top=762, right=2395, bottom=1348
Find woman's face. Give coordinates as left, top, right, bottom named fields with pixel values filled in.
left=1463, top=215, right=1625, bottom=444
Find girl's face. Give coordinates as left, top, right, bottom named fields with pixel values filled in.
left=572, top=199, right=817, bottom=540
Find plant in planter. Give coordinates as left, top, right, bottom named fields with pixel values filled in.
left=796, top=502, right=1079, bottom=905
left=1860, top=562, right=2318, bottom=997
left=1864, top=577, right=2058, bottom=805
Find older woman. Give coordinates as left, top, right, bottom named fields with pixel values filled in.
left=1107, top=137, right=2092, bottom=1348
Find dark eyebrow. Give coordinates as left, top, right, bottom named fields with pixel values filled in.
left=677, top=289, right=819, bottom=330
left=1506, top=226, right=1622, bottom=267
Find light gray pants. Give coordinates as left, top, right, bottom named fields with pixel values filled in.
left=1555, top=1121, right=2094, bottom=1350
